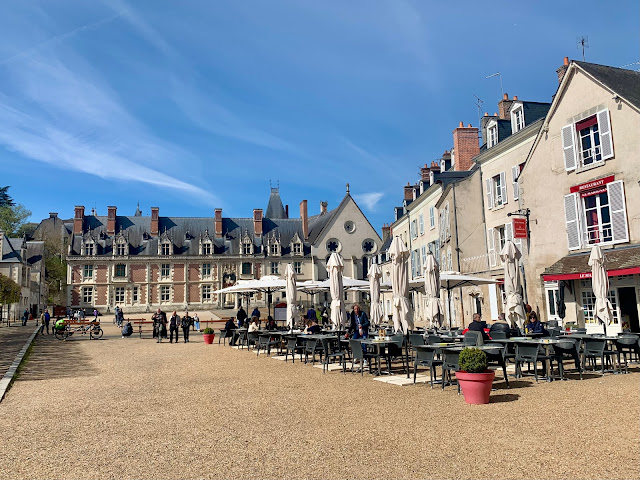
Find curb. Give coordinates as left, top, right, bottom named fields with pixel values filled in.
left=0, top=326, right=40, bottom=403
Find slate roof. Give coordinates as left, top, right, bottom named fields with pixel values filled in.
left=519, top=101, right=551, bottom=125
left=1, top=236, right=25, bottom=263
left=576, top=61, right=640, bottom=110
left=543, top=244, right=640, bottom=276
left=266, top=188, right=287, bottom=219
left=26, top=241, right=44, bottom=267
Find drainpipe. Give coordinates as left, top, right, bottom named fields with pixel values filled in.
left=452, top=184, right=465, bottom=327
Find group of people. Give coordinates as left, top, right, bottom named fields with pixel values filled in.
left=151, top=309, right=201, bottom=343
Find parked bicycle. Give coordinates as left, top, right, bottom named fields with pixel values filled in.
left=54, top=321, right=103, bottom=340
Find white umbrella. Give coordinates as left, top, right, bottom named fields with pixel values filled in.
left=500, top=240, right=526, bottom=329
left=368, top=263, right=384, bottom=329
left=423, top=252, right=443, bottom=329
left=588, top=245, right=613, bottom=335
left=389, top=236, right=413, bottom=333
left=284, top=264, right=299, bottom=330
left=327, top=253, right=347, bottom=330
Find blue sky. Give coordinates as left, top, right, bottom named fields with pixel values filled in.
left=1, top=0, right=638, bottom=232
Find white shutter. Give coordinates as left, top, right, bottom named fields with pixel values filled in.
left=445, top=204, right=450, bottom=240
left=607, top=180, right=628, bottom=244
left=485, top=178, right=494, bottom=209
left=505, top=221, right=513, bottom=242
left=500, top=171, right=508, bottom=205
left=487, top=228, right=497, bottom=267
left=562, top=124, right=577, bottom=172
left=597, top=109, right=613, bottom=160
left=512, top=165, right=520, bottom=200
left=564, top=193, right=582, bottom=251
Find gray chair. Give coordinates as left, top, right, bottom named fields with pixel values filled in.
left=284, top=336, right=304, bottom=363
left=463, top=331, right=481, bottom=346
left=441, top=348, right=461, bottom=393
left=349, top=339, right=379, bottom=376
left=551, top=339, right=582, bottom=380
left=616, top=336, right=640, bottom=373
left=489, top=331, right=507, bottom=340
left=321, top=337, right=347, bottom=374
left=304, top=338, right=323, bottom=364
left=256, top=333, right=279, bottom=356
left=409, top=333, right=426, bottom=348
left=515, top=342, right=553, bottom=382
left=583, top=338, right=617, bottom=375
left=427, top=334, right=443, bottom=345
left=413, top=346, right=442, bottom=387
left=484, top=343, right=509, bottom=387
left=246, top=331, right=259, bottom=350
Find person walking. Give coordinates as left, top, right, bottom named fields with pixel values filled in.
left=22, top=309, right=29, bottom=326
left=116, top=308, right=125, bottom=327
left=93, top=309, right=99, bottom=321
left=152, top=308, right=167, bottom=343
left=114, top=306, right=120, bottom=324
left=193, top=313, right=200, bottom=332
left=169, top=311, right=180, bottom=343
left=306, top=305, right=316, bottom=323
left=43, top=309, right=51, bottom=334
left=236, top=306, right=248, bottom=327
left=181, top=311, right=192, bottom=343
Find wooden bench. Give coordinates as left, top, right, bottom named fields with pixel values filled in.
left=130, top=319, right=155, bottom=338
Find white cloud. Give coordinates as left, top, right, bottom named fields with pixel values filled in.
left=353, top=192, right=384, bottom=211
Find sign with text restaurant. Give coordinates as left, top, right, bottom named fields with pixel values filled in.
left=513, top=218, right=527, bottom=239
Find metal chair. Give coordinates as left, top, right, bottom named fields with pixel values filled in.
left=256, top=333, right=279, bottom=356
left=304, top=337, right=323, bottom=364
left=321, top=337, right=347, bottom=374
left=413, top=346, right=442, bottom=387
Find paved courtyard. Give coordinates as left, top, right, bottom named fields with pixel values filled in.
left=0, top=322, right=638, bottom=480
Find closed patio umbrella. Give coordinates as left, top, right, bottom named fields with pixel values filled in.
left=423, top=252, right=442, bottom=329
left=327, top=253, right=347, bottom=330
left=588, top=245, right=613, bottom=335
left=389, top=236, right=413, bottom=333
left=368, top=263, right=384, bottom=329
left=285, top=264, right=299, bottom=330
left=500, top=240, right=526, bottom=329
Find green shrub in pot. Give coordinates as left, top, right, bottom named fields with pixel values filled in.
left=459, top=347, right=487, bottom=373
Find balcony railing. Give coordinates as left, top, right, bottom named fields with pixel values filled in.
left=584, top=222, right=612, bottom=246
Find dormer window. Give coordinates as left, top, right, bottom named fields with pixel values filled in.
left=266, top=232, right=281, bottom=256
left=160, top=242, right=171, bottom=256
left=115, top=234, right=128, bottom=256
left=292, top=243, right=302, bottom=255
left=487, top=121, right=498, bottom=148
left=270, top=243, right=279, bottom=256
left=201, top=242, right=211, bottom=255
left=242, top=242, right=252, bottom=255
left=84, top=241, right=95, bottom=256
left=512, top=105, right=525, bottom=133
left=199, top=229, right=213, bottom=255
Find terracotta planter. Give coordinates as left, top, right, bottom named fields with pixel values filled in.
left=456, top=370, right=495, bottom=404
left=203, top=333, right=215, bottom=344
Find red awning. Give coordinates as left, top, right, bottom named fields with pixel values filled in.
left=543, top=267, right=640, bottom=281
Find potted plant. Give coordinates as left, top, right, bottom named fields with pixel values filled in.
left=202, top=327, right=215, bottom=345
left=456, top=347, right=495, bottom=404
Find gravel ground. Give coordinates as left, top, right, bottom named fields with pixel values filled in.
left=0, top=322, right=638, bottom=480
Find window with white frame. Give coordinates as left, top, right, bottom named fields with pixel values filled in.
left=562, top=109, right=613, bottom=172
left=486, top=172, right=507, bottom=209
left=115, top=264, right=126, bottom=278
left=418, top=214, right=424, bottom=235
left=421, top=245, right=427, bottom=269
left=446, top=248, right=452, bottom=271
left=116, top=242, right=127, bottom=256
left=82, top=287, right=93, bottom=304
left=270, top=262, right=279, bottom=275
left=581, top=289, right=618, bottom=324
left=114, top=287, right=125, bottom=304
left=160, top=285, right=170, bottom=303
left=410, top=219, right=418, bottom=239
left=270, top=243, right=279, bottom=256
left=160, top=263, right=170, bottom=279
left=83, top=264, right=93, bottom=279
left=161, top=242, right=171, bottom=256
left=429, top=206, right=435, bottom=229
left=202, top=263, right=211, bottom=278
left=201, top=285, right=212, bottom=302
left=202, top=242, right=212, bottom=255
left=439, top=203, right=450, bottom=243
left=292, top=242, right=302, bottom=255
left=132, top=286, right=139, bottom=303
left=564, top=180, right=628, bottom=251
left=241, top=262, right=252, bottom=275
left=84, top=241, right=95, bottom=256
left=511, top=105, right=524, bottom=133
left=294, top=261, right=302, bottom=274
left=242, top=242, right=252, bottom=255
left=487, top=124, right=498, bottom=148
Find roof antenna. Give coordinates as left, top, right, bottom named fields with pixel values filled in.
left=473, top=94, right=484, bottom=128
left=485, top=72, right=504, bottom=97
left=576, top=36, right=589, bottom=61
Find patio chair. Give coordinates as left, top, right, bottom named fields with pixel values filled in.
left=386, top=334, right=408, bottom=374
left=427, top=334, right=443, bottom=345
left=218, top=329, right=230, bottom=345
left=235, top=330, right=248, bottom=349
left=304, top=338, right=323, bottom=364
left=413, top=346, right=442, bottom=387
left=551, top=339, right=582, bottom=380
left=484, top=343, right=509, bottom=387
left=548, top=328, right=561, bottom=338
left=284, top=336, right=305, bottom=363
left=547, top=320, right=559, bottom=328
left=515, top=342, right=553, bottom=382
left=256, top=334, right=279, bottom=357
left=441, top=348, right=461, bottom=394
left=246, top=331, right=259, bottom=350
left=583, top=338, right=617, bottom=375
left=463, top=331, right=481, bottom=346
left=616, top=336, right=640, bottom=373
left=575, top=328, right=587, bottom=333
left=349, top=339, right=379, bottom=376
left=489, top=331, right=507, bottom=340
left=321, top=337, right=347, bottom=374
left=409, top=333, right=426, bottom=348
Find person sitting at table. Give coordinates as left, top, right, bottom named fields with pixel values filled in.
left=307, top=319, right=321, bottom=334
left=248, top=316, right=260, bottom=333
left=468, top=313, right=491, bottom=342
left=266, top=316, right=278, bottom=330
left=526, top=311, right=547, bottom=335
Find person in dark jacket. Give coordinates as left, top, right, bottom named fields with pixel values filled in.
left=236, top=307, right=248, bottom=327
left=169, top=311, right=180, bottom=343
left=468, top=313, right=490, bottom=342
left=307, top=319, right=321, bottom=334
left=526, top=311, right=547, bottom=335
left=350, top=304, right=370, bottom=339
left=181, top=312, right=192, bottom=343
left=152, top=308, right=167, bottom=343
left=251, top=307, right=261, bottom=320
left=266, top=316, right=278, bottom=330
left=224, top=317, right=237, bottom=345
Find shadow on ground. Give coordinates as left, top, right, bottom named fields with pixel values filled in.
left=17, top=334, right=99, bottom=381
left=489, top=393, right=520, bottom=403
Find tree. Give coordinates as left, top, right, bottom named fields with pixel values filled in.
left=44, top=239, right=67, bottom=306
left=0, top=186, right=15, bottom=207
left=0, top=272, right=21, bottom=317
left=0, top=204, right=31, bottom=236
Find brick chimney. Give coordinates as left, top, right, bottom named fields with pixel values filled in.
left=452, top=122, right=480, bottom=171
left=49, top=212, right=58, bottom=219
left=150, top=207, right=159, bottom=237
left=253, top=209, right=263, bottom=237
left=214, top=208, right=222, bottom=237
left=557, top=56, right=570, bottom=84
left=381, top=223, right=391, bottom=241
left=404, top=183, right=414, bottom=202
left=74, top=206, right=84, bottom=234
left=300, top=200, right=308, bottom=240
left=420, top=164, right=430, bottom=181
left=320, top=201, right=328, bottom=214
left=498, top=93, right=514, bottom=120
left=107, top=206, right=117, bottom=235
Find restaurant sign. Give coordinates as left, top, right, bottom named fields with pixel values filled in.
left=513, top=218, right=527, bottom=239
left=569, top=175, right=614, bottom=194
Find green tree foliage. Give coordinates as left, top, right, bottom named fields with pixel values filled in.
left=0, top=273, right=21, bottom=306
left=44, top=239, right=67, bottom=305
left=0, top=204, right=31, bottom=236
left=0, top=186, right=15, bottom=207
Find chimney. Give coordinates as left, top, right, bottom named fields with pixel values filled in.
left=107, top=206, right=117, bottom=235
left=74, top=206, right=84, bottom=234
left=420, top=163, right=431, bottom=180
left=253, top=209, right=263, bottom=237
left=497, top=93, right=514, bottom=120
left=452, top=122, right=480, bottom=171
left=150, top=207, right=159, bottom=237
left=320, top=201, right=328, bottom=214
left=557, top=56, right=570, bottom=84
left=404, top=183, right=414, bottom=201
left=300, top=200, right=308, bottom=240
left=381, top=223, right=391, bottom=241
left=214, top=208, right=222, bottom=237
left=285, top=204, right=289, bottom=219
left=49, top=212, right=58, bottom=219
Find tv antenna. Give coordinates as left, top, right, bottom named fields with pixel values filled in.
left=620, top=61, right=640, bottom=71
left=576, top=36, right=589, bottom=61
left=473, top=94, right=484, bottom=128
left=485, top=72, right=503, bottom=97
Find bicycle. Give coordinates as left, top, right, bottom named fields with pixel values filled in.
left=54, top=321, right=103, bottom=340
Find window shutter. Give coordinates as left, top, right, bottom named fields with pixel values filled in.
left=485, top=178, right=494, bottom=209
left=500, top=171, right=508, bottom=205
left=564, top=193, right=582, bottom=251
left=505, top=221, right=513, bottom=242
left=512, top=165, right=520, bottom=200
left=562, top=124, right=577, bottom=172
left=446, top=204, right=451, bottom=240
left=597, top=109, right=613, bottom=160
left=487, top=228, right=496, bottom=268
left=607, top=180, right=629, bottom=244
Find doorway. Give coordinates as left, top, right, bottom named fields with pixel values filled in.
left=617, top=287, right=639, bottom=332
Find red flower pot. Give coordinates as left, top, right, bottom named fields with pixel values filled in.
left=203, top=333, right=215, bottom=344
left=456, top=370, right=495, bottom=404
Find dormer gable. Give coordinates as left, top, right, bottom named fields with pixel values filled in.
left=114, top=231, right=129, bottom=256
left=158, top=229, right=173, bottom=256
left=290, top=232, right=303, bottom=256
left=82, top=230, right=97, bottom=256
left=266, top=230, right=281, bottom=256
left=199, top=229, right=213, bottom=255
left=240, top=229, right=254, bottom=255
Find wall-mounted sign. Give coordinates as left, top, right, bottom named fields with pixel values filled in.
left=569, top=175, right=614, bottom=194
left=513, top=218, right=527, bottom=239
